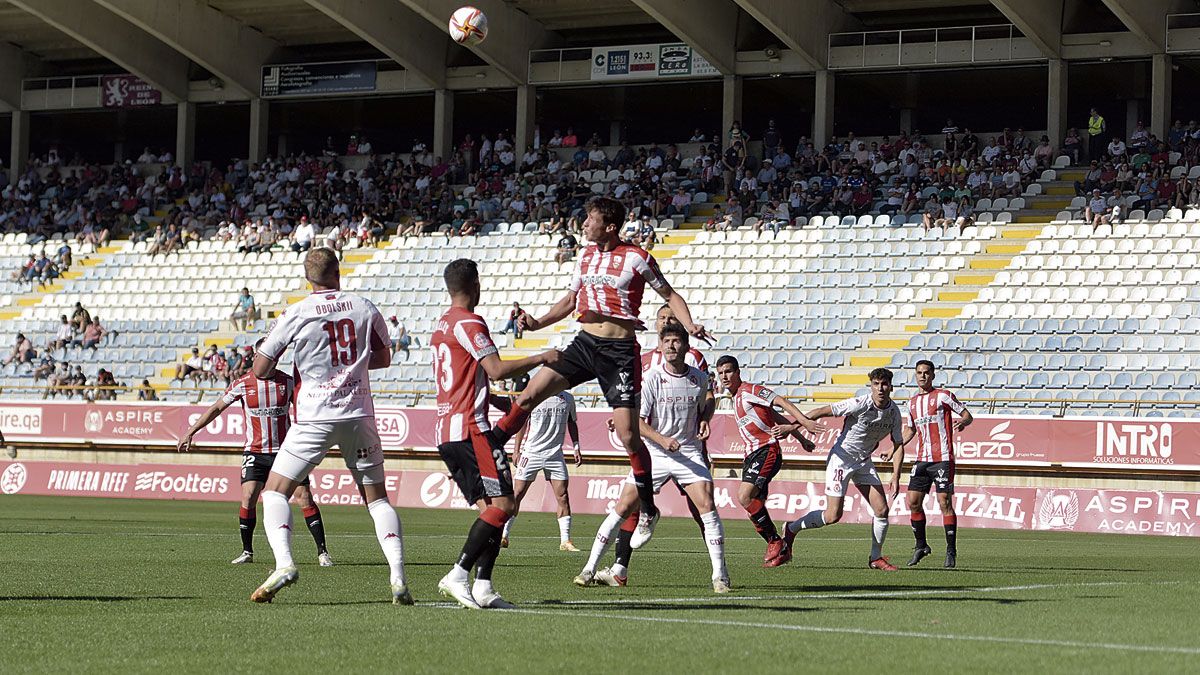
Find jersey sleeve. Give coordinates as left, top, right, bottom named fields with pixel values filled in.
left=365, top=300, right=390, bottom=353
left=742, top=383, right=777, bottom=408
left=831, top=395, right=869, bottom=418
left=632, top=249, right=668, bottom=290
left=220, top=379, right=246, bottom=406
left=564, top=392, right=577, bottom=423
left=939, top=390, right=968, bottom=415
left=452, top=317, right=498, bottom=361
left=693, top=349, right=709, bottom=373
left=890, top=407, right=904, bottom=444
left=257, top=309, right=295, bottom=362
left=639, top=373, right=656, bottom=421
left=568, top=249, right=585, bottom=293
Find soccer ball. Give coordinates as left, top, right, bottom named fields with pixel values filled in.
left=449, top=6, right=488, bottom=46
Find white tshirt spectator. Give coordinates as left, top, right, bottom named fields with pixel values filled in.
left=294, top=220, right=315, bottom=246
left=499, top=149, right=515, bottom=166
left=1107, top=138, right=1126, bottom=157
left=982, top=142, right=1001, bottom=163
left=138, top=148, right=156, bottom=163
left=1003, top=168, right=1021, bottom=190
left=588, top=147, right=606, bottom=164
left=646, top=154, right=663, bottom=171
left=1088, top=195, right=1107, bottom=214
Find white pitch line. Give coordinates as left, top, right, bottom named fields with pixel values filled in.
left=487, top=607, right=1200, bottom=656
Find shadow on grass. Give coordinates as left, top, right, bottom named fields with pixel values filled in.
left=0, top=595, right=198, bottom=602
left=530, top=598, right=828, bottom=613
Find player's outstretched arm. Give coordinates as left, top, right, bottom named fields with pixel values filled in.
left=656, top=283, right=712, bottom=344
left=520, top=291, right=576, bottom=333
left=177, top=398, right=233, bottom=452
left=804, top=404, right=834, bottom=420
left=775, top=396, right=827, bottom=434
left=886, top=442, right=905, bottom=500
left=478, top=348, right=560, bottom=383
left=511, top=421, right=528, bottom=466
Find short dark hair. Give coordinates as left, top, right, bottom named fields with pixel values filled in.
left=443, top=258, right=479, bottom=294
left=586, top=196, right=625, bottom=228
left=715, top=355, right=740, bottom=371
left=658, top=322, right=689, bottom=348
left=915, top=359, right=935, bottom=372
left=868, top=367, right=894, bottom=383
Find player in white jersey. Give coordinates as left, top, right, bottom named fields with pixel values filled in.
left=575, top=324, right=730, bottom=593
left=501, top=389, right=582, bottom=551
left=784, top=368, right=905, bottom=571
left=248, top=248, right=413, bottom=605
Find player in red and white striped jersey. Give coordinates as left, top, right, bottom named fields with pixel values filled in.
left=178, top=339, right=330, bottom=567
left=432, top=259, right=560, bottom=610
left=715, top=355, right=824, bottom=568
left=489, top=196, right=711, bottom=585
left=898, top=359, right=973, bottom=568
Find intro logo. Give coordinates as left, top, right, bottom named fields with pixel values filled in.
left=84, top=410, right=104, bottom=433
left=375, top=411, right=410, bottom=447
left=420, top=472, right=452, bottom=507
left=0, top=463, right=27, bottom=494
left=1037, top=490, right=1080, bottom=530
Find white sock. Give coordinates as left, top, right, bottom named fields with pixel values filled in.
left=788, top=510, right=826, bottom=534
left=700, top=511, right=728, bottom=581
left=585, top=511, right=623, bottom=573
left=870, top=515, right=889, bottom=560
left=472, top=578, right=494, bottom=598
left=445, top=564, right=469, bottom=583
left=261, top=490, right=294, bottom=570
left=367, top=499, right=406, bottom=585
left=501, top=515, right=515, bottom=540
left=611, top=563, right=628, bottom=578
left=558, top=515, right=572, bottom=543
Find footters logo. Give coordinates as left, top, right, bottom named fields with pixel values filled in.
left=1, top=463, right=27, bottom=494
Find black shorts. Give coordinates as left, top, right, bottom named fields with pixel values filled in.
left=241, top=453, right=310, bottom=486
left=741, top=445, right=783, bottom=494
left=908, top=461, right=955, bottom=494
left=438, top=431, right=514, bottom=504
left=548, top=331, right=640, bottom=409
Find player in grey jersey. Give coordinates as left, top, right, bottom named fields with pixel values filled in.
left=501, top=388, right=582, bottom=551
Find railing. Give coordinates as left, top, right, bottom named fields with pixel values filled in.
left=0, top=382, right=1194, bottom=418
left=827, top=23, right=1040, bottom=70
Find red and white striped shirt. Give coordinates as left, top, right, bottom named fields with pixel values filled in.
left=432, top=306, right=498, bottom=444
left=907, top=388, right=968, bottom=463
left=640, top=347, right=708, bottom=374
left=570, top=243, right=667, bottom=327
left=731, top=381, right=779, bottom=457
left=221, top=371, right=294, bottom=454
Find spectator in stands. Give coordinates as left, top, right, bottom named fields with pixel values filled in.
left=45, top=361, right=70, bottom=399
left=1129, top=121, right=1151, bottom=153
left=10, top=254, right=34, bottom=285
left=1075, top=160, right=1102, bottom=195
left=208, top=347, right=230, bottom=386
left=173, top=347, right=204, bottom=382
left=73, top=319, right=105, bottom=351
left=138, top=380, right=159, bottom=401
left=229, top=346, right=253, bottom=381
left=93, top=368, right=119, bottom=401
left=501, top=302, right=526, bottom=338
left=360, top=211, right=386, bottom=246
left=32, top=351, right=56, bottom=382
left=145, top=225, right=168, bottom=257
left=1107, top=136, right=1127, bottom=161
left=3, top=333, right=34, bottom=369
left=54, top=242, right=73, bottom=272
left=291, top=216, right=316, bottom=254
left=229, top=288, right=257, bottom=331
left=1084, top=189, right=1112, bottom=228
left=388, top=316, right=411, bottom=361
left=561, top=128, right=578, bottom=147
left=66, top=365, right=86, bottom=398
left=555, top=227, right=579, bottom=264
left=70, top=302, right=91, bottom=334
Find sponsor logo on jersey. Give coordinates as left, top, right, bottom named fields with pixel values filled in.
left=0, top=463, right=27, bottom=494
left=473, top=332, right=491, bottom=350
left=1036, top=490, right=1080, bottom=530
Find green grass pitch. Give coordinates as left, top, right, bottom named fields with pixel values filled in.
left=0, top=495, right=1196, bottom=673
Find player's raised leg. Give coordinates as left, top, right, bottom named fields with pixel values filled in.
left=294, top=484, right=332, bottom=566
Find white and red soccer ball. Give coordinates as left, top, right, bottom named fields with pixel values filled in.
left=449, top=6, right=488, bottom=46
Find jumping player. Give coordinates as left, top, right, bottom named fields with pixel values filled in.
left=488, top=196, right=711, bottom=558
left=178, top=338, right=331, bottom=567
left=784, top=368, right=905, bottom=571
left=714, top=356, right=824, bottom=567
left=900, top=359, right=973, bottom=568
left=433, top=259, right=561, bottom=609
left=501, top=388, right=583, bottom=552
left=248, top=248, right=411, bottom=604
left=577, top=324, right=729, bottom=593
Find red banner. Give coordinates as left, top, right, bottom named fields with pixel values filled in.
left=100, top=74, right=162, bottom=108
left=0, top=401, right=1196, bottom=471
left=1, top=459, right=1195, bottom=537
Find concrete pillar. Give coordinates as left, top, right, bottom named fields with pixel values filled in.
left=249, top=97, right=268, bottom=162
left=814, top=69, right=835, bottom=147
left=515, top=84, right=536, bottom=157
left=9, top=110, right=28, bottom=181
left=114, top=110, right=128, bottom=163
left=175, top=101, right=195, bottom=167
left=1126, top=99, right=1139, bottom=141
left=721, top=75, right=742, bottom=146
left=1151, top=53, right=1172, bottom=141
left=899, top=109, right=914, bottom=134
left=1046, top=58, right=1068, bottom=151
left=609, top=121, right=622, bottom=146
left=433, top=88, right=454, bottom=160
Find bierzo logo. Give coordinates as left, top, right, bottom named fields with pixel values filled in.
left=957, top=421, right=1016, bottom=460
left=1037, top=490, right=1080, bottom=529
left=1, top=463, right=27, bottom=494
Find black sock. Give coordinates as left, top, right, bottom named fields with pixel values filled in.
left=239, top=515, right=255, bottom=553
left=945, top=515, right=958, bottom=555
left=631, top=474, right=658, bottom=517
left=304, top=509, right=328, bottom=555
left=911, top=512, right=928, bottom=548
left=750, top=506, right=779, bottom=543
left=457, top=517, right=503, bottom=572
left=474, top=533, right=502, bottom=581
left=614, top=528, right=633, bottom=570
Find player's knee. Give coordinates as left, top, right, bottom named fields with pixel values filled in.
left=907, top=493, right=924, bottom=512
left=937, top=494, right=955, bottom=513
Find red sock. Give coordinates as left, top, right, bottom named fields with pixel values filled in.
left=620, top=513, right=639, bottom=533
left=628, top=445, right=653, bottom=476
left=302, top=506, right=319, bottom=519
left=911, top=512, right=925, bottom=523
left=239, top=506, right=252, bottom=519
left=496, top=403, right=530, bottom=437
left=479, top=506, right=511, bottom=528
left=745, top=498, right=765, bottom=515
left=944, top=514, right=957, bottom=526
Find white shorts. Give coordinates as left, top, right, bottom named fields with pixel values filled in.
left=825, top=452, right=882, bottom=497
left=513, top=453, right=569, bottom=482
left=625, top=448, right=712, bottom=493
left=272, top=418, right=386, bottom=485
